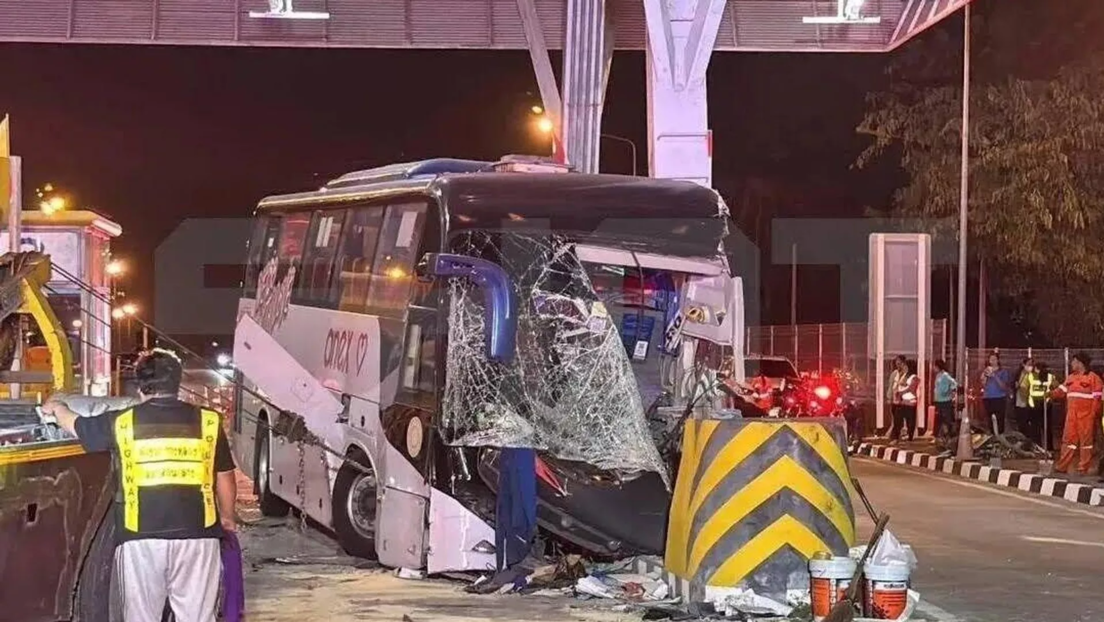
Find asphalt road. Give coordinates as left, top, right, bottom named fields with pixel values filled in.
left=852, top=458, right=1104, bottom=622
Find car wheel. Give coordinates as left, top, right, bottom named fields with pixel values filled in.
left=331, top=457, right=378, bottom=559
left=254, top=421, right=291, bottom=518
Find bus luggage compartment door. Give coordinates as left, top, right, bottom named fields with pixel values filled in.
left=426, top=487, right=496, bottom=574
left=376, top=484, right=427, bottom=569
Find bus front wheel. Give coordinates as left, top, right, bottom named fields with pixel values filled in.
left=332, top=457, right=378, bottom=559
left=254, top=421, right=291, bottom=518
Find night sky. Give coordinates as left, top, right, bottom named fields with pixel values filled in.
left=0, top=32, right=903, bottom=341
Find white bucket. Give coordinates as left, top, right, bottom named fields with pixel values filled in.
left=862, top=562, right=911, bottom=619
left=809, top=556, right=856, bottom=621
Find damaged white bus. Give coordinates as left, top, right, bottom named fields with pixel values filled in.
left=231, top=156, right=745, bottom=573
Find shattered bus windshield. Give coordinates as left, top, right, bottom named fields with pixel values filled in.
left=439, top=220, right=735, bottom=484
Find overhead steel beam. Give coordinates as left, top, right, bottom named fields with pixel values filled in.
left=644, top=0, right=726, bottom=187
left=888, top=0, right=971, bottom=51
left=517, top=0, right=563, bottom=131
left=685, top=0, right=727, bottom=87
left=562, top=0, right=613, bottom=173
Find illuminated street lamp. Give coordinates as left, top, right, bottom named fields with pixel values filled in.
left=531, top=108, right=637, bottom=175
left=122, top=303, right=138, bottom=316
left=106, top=260, right=126, bottom=277
left=111, top=308, right=126, bottom=320
left=41, top=195, right=67, bottom=215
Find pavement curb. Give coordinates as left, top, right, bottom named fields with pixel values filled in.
left=851, top=442, right=1104, bottom=507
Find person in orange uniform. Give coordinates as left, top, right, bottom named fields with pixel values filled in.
left=1050, top=352, right=1103, bottom=475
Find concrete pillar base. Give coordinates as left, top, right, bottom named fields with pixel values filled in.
left=664, top=418, right=856, bottom=600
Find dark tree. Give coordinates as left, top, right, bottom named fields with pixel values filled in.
left=856, top=1, right=1104, bottom=344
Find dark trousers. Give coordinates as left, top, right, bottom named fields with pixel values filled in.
left=495, top=448, right=537, bottom=571
left=934, top=401, right=955, bottom=440
left=1016, top=405, right=1045, bottom=447
left=1046, top=403, right=1064, bottom=452
left=983, top=398, right=1008, bottom=434
left=889, top=405, right=916, bottom=441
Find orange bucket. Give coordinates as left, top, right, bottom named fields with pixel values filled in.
left=809, top=557, right=855, bottom=621
left=862, top=562, right=911, bottom=619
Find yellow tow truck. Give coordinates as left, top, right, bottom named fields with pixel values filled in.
left=0, top=251, right=117, bottom=622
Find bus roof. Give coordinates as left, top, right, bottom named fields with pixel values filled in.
left=256, top=162, right=729, bottom=257
left=258, top=166, right=725, bottom=220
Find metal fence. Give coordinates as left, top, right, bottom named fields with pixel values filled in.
left=179, top=369, right=235, bottom=416
left=746, top=320, right=949, bottom=397
left=962, top=348, right=1104, bottom=381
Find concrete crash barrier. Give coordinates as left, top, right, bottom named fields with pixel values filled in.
left=665, top=418, right=856, bottom=598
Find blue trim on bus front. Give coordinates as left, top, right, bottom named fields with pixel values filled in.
left=422, top=253, right=517, bottom=364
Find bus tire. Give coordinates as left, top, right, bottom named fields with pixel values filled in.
left=254, top=423, right=291, bottom=518
left=74, top=509, right=120, bottom=622
left=331, top=457, right=378, bottom=559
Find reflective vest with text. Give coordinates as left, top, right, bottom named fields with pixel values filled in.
left=113, top=407, right=221, bottom=537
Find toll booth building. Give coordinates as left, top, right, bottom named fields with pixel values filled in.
left=0, top=210, right=122, bottom=397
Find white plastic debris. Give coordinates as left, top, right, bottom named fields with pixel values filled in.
left=575, top=576, right=617, bottom=598
left=709, top=587, right=794, bottom=617
left=869, top=530, right=918, bottom=570
left=785, top=588, right=812, bottom=608
left=395, top=568, right=425, bottom=580
left=849, top=529, right=918, bottom=571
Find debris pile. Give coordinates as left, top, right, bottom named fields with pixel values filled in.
left=935, top=429, right=1048, bottom=461
left=435, top=540, right=928, bottom=622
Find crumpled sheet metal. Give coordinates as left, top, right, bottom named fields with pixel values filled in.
left=440, top=232, right=668, bottom=483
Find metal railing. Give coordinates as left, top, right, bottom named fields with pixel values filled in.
left=962, top=348, right=1104, bottom=380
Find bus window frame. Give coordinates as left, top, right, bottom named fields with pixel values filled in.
left=293, top=209, right=347, bottom=309
left=333, top=204, right=387, bottom=314
left=244, top=214, right=282, bottom=297
left=361, top=202, right=430, bottom=318
left=277, top=212, right=311, bottom=268
left=392, top=197, right=443, bottom=409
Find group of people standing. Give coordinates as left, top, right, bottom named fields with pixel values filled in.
left=884, top=355, right=960, bottom=444
left=883, top=350, right=1104, bottom=478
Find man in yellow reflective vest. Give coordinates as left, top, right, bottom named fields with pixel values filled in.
left=1025, top=362, right=1056, bottom=449
left=41, top=349, right=237, bottom=622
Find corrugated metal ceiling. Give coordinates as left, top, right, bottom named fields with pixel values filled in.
left=0, top=0, right=964, bottom=52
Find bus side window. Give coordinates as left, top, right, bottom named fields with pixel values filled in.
left=334, top=207, right=384, bottom=313
left=365, top=203, right=427, bottom=315
left=244, top=216, right=281, bottom=297
left=278, top=212, right=311, bottom=286
left=294, top=210, right=345, bottom=308
left=400, top=313, right=437, bottom=403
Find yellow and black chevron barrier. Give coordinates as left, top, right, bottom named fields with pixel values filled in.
left=665, top=418, right=856, bottom=596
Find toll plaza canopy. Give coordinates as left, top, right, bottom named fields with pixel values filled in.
left=0, top=0, right=967, bottom=196
left=0, top=0, right=964, bottom=53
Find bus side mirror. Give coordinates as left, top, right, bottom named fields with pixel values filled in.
left=418, top=253, right=517, bottom=364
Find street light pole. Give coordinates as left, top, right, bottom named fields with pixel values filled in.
left=600, top=133, right=638, bottom=176
left=791, top=243, right=798, bottom=326
left=956, top=3, right=973, bottom=461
